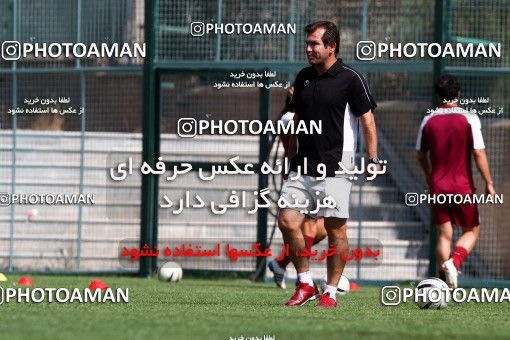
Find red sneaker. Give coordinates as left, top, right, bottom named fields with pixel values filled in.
left=316, top=292, right=337, bottom=308
left=286, top=281, right=319, bottom=306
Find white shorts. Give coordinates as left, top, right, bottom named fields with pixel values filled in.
left=279, top=172, right=352, bottom=219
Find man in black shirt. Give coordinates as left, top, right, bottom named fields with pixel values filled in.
left=278, top=21, right=378, bottom=308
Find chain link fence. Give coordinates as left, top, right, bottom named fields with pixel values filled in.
left=1, top=0, right=508, bottom=284
left=0, top=0, right=144, bottom=273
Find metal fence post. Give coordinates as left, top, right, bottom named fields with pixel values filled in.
left=355, top=0, right=370, bottom=281
left=76, top=0, right=86, bottom=272
left=8, top=0, right=19, bottom=273
left=215, top=0, right=223, bottom=61
left=254, top=77, right=271, bottom=281
left=428, top=0, right=447, bottom=277
left=140, top=0, right=158, bottom=277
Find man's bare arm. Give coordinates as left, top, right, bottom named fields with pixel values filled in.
left=416, top=150, right=431, bottom=183
left=473, top=148, right=496, bottom=196
left=359, top=110, right=378, bottom=159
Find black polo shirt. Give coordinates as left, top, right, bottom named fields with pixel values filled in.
left=289, top=59, right=377, bottom=177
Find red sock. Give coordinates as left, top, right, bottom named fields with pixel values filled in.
left=451, top=246, right=468, bottom=269
left=439, top=269, right=446, bottom=281
left=276, top=254, right=291, bottom=269
left=276, top=236, right=316, bottom=269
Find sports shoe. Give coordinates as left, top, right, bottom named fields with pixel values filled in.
left=316, top=292, right=337, bottom=308
left=442, top=258, right=458, bottom=288
left=268, top=259, right=286, bottom=289
left=285, top=281, right=319, bottom=306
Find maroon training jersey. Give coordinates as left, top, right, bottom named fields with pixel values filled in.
left=416, top=106, right=485, bottom=195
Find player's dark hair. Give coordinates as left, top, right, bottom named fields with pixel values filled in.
left=435, top=74, right=460, bottom=101
left=304, top=21, right=339, bottom=55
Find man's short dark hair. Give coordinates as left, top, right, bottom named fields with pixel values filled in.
left=435, top=74, right=460, bottom=100
left=304, top=21, right=339, bottom=55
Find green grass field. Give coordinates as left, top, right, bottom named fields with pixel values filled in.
left=0, top=275, right=509, bottom=340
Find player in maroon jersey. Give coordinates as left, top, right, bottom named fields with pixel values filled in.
left=416, top=74, right=496, bottom=288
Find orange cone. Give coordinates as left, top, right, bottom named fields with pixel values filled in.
left=89, top=279, right=109, bottom=291
left=349, top=281, right=361, bottom=291
left=18, top=276, right=34, bottom=286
